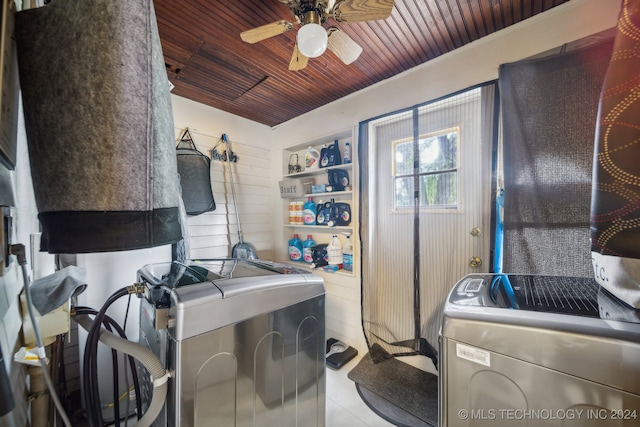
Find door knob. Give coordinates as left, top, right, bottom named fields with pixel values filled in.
left=469, top=257, right=482, bottom=268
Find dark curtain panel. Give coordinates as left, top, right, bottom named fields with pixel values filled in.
left=500, top=39, right=614, bottom=277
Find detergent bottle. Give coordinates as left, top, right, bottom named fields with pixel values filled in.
left=302, top=235, right=317, bottom=263
left=288, top=234, right=303, bottom=262
left=316, top=199, right=330, bottom=226
left=303, top=197, right=316, bottom=225
left=327, top=235, right=343, bottom=268
left=305, top=146, right=320, bottom=170
left=342, top=232, right=353, bottom=272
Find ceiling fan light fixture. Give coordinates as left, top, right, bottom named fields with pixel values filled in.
left=297, top=22, right=328, bottom=58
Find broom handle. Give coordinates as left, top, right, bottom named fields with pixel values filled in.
left=222, top=134, right=244, bottom=243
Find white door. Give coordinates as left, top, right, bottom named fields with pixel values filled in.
left=359, top=85, right=497, bottom=354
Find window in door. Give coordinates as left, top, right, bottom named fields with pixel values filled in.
left=393, top=127, right=459, bottom=210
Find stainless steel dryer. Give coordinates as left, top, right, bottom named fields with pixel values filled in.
left=440, top=274, right=640, bottom=426
left=136, top=259, right=326, bottom=427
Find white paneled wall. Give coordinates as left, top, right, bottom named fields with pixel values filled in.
left=170, top=95, right=273, bottom=260
left=175, top=128, right=273, bottom=259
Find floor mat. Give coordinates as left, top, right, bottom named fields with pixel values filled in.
left=348, top=351, right=438, bottom=426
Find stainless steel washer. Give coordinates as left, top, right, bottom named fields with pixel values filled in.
left=137, top=259, right=325, bottom=427
left=440, top=274, right=640, bottom=426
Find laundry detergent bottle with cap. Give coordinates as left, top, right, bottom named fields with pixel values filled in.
left=303, top=197, right=316, bottom=225
left=288, top=233, right=303, bottom=262
left=305, top=146, right=320, bottom=170
left=303, top=235, right=317, bottom=264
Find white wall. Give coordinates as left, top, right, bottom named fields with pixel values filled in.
left=270, top=0, right=621, bottom=353
left=170, top=95, right=273, bottom=259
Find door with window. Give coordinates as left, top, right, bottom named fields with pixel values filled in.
left=358, top=84, right=498, bottom=355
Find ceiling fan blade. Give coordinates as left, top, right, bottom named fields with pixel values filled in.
left=327, top=28, right=363, bottom=65
left=289, top=44, right=309, bottom=71
left=332, top=0, right=395, bottom=23
left=240, top=20, right=295, bottom=44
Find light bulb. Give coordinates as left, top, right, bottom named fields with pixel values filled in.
left=297, top=23, right=328, bottom=58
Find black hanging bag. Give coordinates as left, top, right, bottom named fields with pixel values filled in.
left=176, top=128, right=216, bottom=215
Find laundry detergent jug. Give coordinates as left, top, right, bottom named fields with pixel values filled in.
left=305, top=146, right=320, bottom=170
left=303, top=197, right=316, bottom=225
left=288, top=233, right=303, bottom=262
left=303, top=235, right=317, bottom=263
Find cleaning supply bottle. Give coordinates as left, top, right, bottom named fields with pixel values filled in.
left=327, top=235, right=343, bottom=268
left=302, top=234, right=317, bottom=264
left=288, top=233, right=303, bottom=262
left=303, top=197, right=316, bottom=225
left=316, top=199, right=330, bottom=226
left=342, top=232, right=353, bottom=272
left=319, top=143, right=329, bottom=168
left=305, top=146, right=320, bottom=170
left=344, top=142, right=351, bottom=164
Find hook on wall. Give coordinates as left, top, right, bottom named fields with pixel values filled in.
left=211, top=134, right=239, bottom=163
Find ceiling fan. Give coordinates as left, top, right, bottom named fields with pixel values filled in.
left=240, top=0, right=395, bottom=70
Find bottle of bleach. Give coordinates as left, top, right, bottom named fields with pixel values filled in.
left=327, top=235, right=343, bottom=268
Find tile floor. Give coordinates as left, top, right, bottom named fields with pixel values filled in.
left=325, top=354, right=396, bottom=427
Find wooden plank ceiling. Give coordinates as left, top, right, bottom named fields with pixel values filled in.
left=154, top=0, right=570, bottom=127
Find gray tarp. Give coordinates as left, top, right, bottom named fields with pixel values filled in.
left=15, top=0, right=181, bottom=253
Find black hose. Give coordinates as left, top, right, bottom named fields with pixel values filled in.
left=75, top=306, right=142, bottom=419
left=82, top=287, right=129, bottom=427
left=75, top=307, right=142, bottom=420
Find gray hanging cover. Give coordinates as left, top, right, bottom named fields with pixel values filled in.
left=15, top=0, right=182, bottom=253
left=590, top=0, right=640, bottom=308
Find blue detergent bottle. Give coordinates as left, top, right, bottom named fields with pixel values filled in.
left=288, top=233, right=303, bottom=262
left=316, top=199, right=332, bottom=226
left=303, top=234, right=317, bottom=263
left=303, top=197, right=316, bottom=225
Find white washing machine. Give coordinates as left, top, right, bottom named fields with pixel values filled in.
left=440, top=274, right=640, bottom=426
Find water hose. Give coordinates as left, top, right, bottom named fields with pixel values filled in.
left=75, top=314, right=169, bottom=427
left=75, top=306, right=142, bottom=419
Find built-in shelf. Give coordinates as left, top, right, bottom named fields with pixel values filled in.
left=281, top=130, right=357, bottom=276
left=284, top=190, right=352, bottom=199
left=278, top=259, right=355, bottom=277
left=283, top=224, right=352, bottom=231
left=284, top=163, right=352, bottom=179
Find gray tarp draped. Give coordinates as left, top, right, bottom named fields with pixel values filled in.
left=15, top=0, right=181, bottom=253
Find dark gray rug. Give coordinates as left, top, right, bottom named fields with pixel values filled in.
left=348, top=351, right=438, bottom=426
